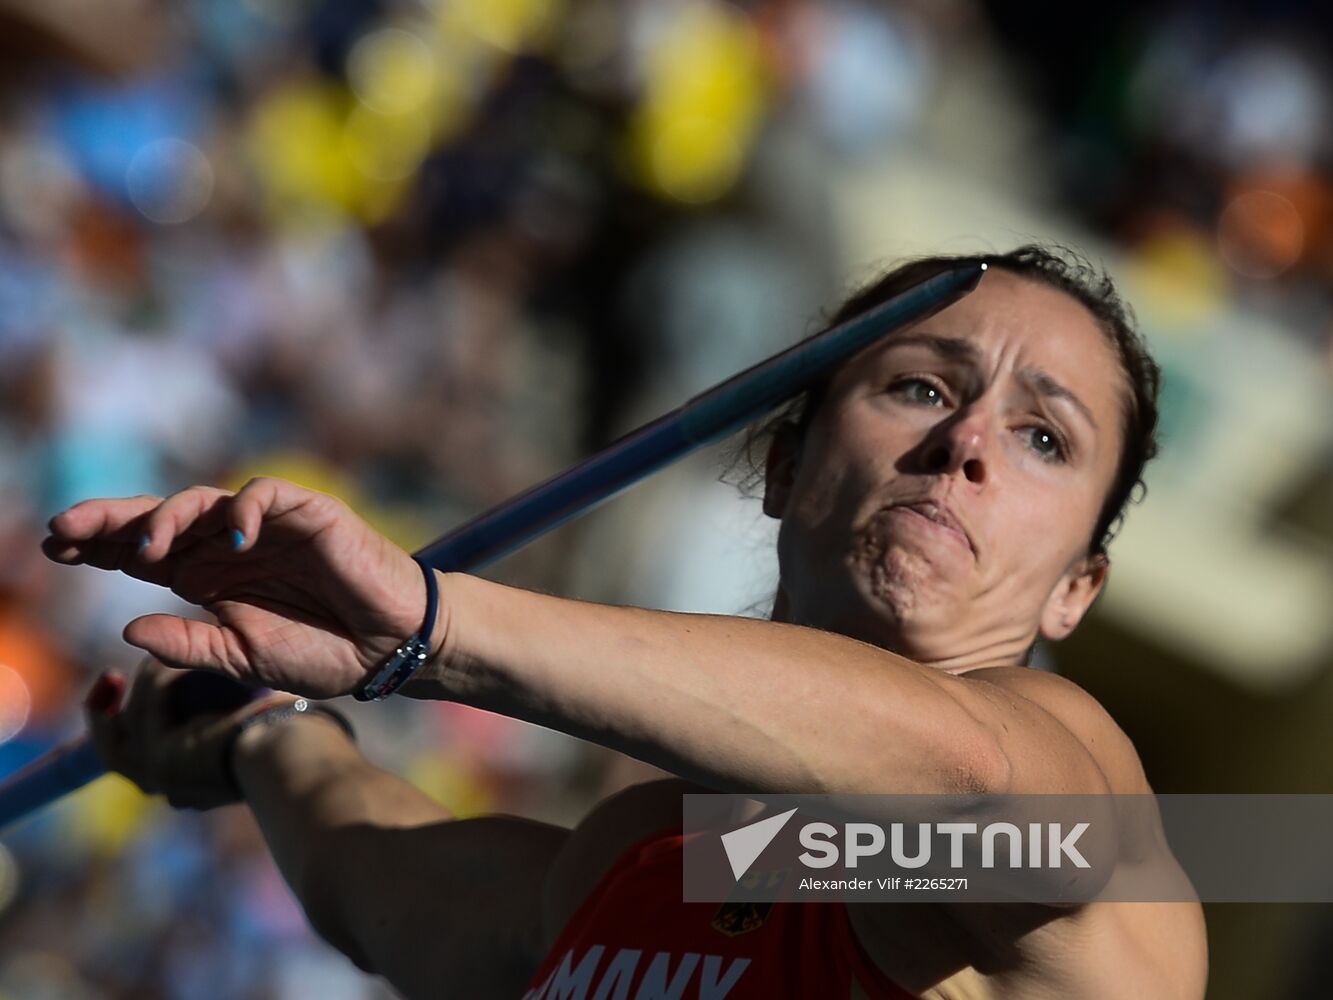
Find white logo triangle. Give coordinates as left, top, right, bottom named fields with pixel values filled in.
left=720, top=807, right=799, bottom=881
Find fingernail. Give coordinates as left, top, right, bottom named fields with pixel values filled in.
left=138, top=534, right=151, bottom=554
left=85, top=672, right=126, bottom=716
left=231, top=529, right=245, bottom=551
left=84, top=674, right=110, bottom=711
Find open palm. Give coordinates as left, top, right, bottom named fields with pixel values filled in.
left=43, top=479, right=434, bottom=698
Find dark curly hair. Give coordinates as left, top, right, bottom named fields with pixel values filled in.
left=724, top=244, right=1162, bottom=556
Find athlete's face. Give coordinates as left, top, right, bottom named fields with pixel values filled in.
left=764, top=269, right=1126, bottom=669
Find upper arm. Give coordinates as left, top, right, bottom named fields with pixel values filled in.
left=941, top=667, right=1161, bottom=903
left=314, top=815, right=570, bottom=1000
left=948, top=666, right=1145, bottom=796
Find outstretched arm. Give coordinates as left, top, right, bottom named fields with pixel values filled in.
left=408, top=571, right=1113, bottom=797
left=49, top=479, right=1114, bottom=797
left=86, top=661, right=568, bottom=1000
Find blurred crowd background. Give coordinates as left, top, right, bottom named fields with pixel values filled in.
left=0, top=1, right=1330, bottom=997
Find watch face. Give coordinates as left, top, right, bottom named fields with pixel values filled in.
left=357, top=639, right=430, bottom=701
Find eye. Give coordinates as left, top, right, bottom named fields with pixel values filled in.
left=1017, top=425, right=1068, bottom=464
left=888, top=377, right=948, bottom=407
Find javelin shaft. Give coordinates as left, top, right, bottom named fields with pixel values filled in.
left=0, top=262, right=985, bottom=830
left=0, top=738, right=102, bottom=830
left=417, top=263, right=985, bottom=570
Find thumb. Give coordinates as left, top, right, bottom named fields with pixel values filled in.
left=124, top=615, right=243, bottom=680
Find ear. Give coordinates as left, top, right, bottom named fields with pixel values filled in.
left=761, top=421, right=803, bottom=520
left=1038, top=552, right=1109, bottom=641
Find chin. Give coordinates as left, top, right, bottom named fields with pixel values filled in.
left=853, top=547, right=963, bottom=644
left=865, top=539, right=956, bottom=604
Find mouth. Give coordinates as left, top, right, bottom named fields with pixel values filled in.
left=888, top=499, right=975, bottom=556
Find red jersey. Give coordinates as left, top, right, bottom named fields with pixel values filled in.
left=523, top=828, right=916, bottom=999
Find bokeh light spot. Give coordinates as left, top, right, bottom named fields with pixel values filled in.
left=648, top=116, right=742, bottom=204
left=248, top=81, right=358, bottom=219
left=1126, top=223, right=1230, bottom=332
left=451, top=0, right=560, bottom=53
left=348, top=28, right=439, bottom=117
left=627, top=2, right=769, bottom=205
left=1217, top=189, right=1305, bottom=279
left=0, top=664, right=31, bottom=746
left=125, top=139, right=215, bottom=225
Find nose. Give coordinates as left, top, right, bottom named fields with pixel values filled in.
left=919, top=408, right=989, bottom=485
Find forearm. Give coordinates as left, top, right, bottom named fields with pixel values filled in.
left=232, top=716, right=451, bottom=970
left=231, top=716, right=564, bottom=997
left=406, top=572, right=1005, bottom=795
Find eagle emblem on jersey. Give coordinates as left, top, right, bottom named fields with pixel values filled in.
left=710, top=899, right=773, bottom=937
left=710, top=867, right=786, bottom=937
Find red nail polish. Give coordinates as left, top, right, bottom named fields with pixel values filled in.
left=85, top=673, right=126, bottom=716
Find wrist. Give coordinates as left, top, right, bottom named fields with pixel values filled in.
left=228, top=700, right=357, bottom=789
left=354, top=558, right=447, bottom=701
left=400, top=571, right=470, bottom=700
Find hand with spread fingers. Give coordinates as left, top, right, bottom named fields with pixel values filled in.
left=82, top=659, right=315, bottom=811
left=43, top=478, right=441, bottom=698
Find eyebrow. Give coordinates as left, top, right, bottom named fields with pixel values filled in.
left=1017, top=367, right=1098, bottom=431
left=881, top=333, right=982, bottom=364
left=879, top=333, right=1099, bottom=431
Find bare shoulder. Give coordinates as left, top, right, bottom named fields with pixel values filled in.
left=947, top=668, right=1208, bottom=998
left=958, top=666, right=1149, bottom=794
left=1089, top=901, right=1209, bottom=1000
